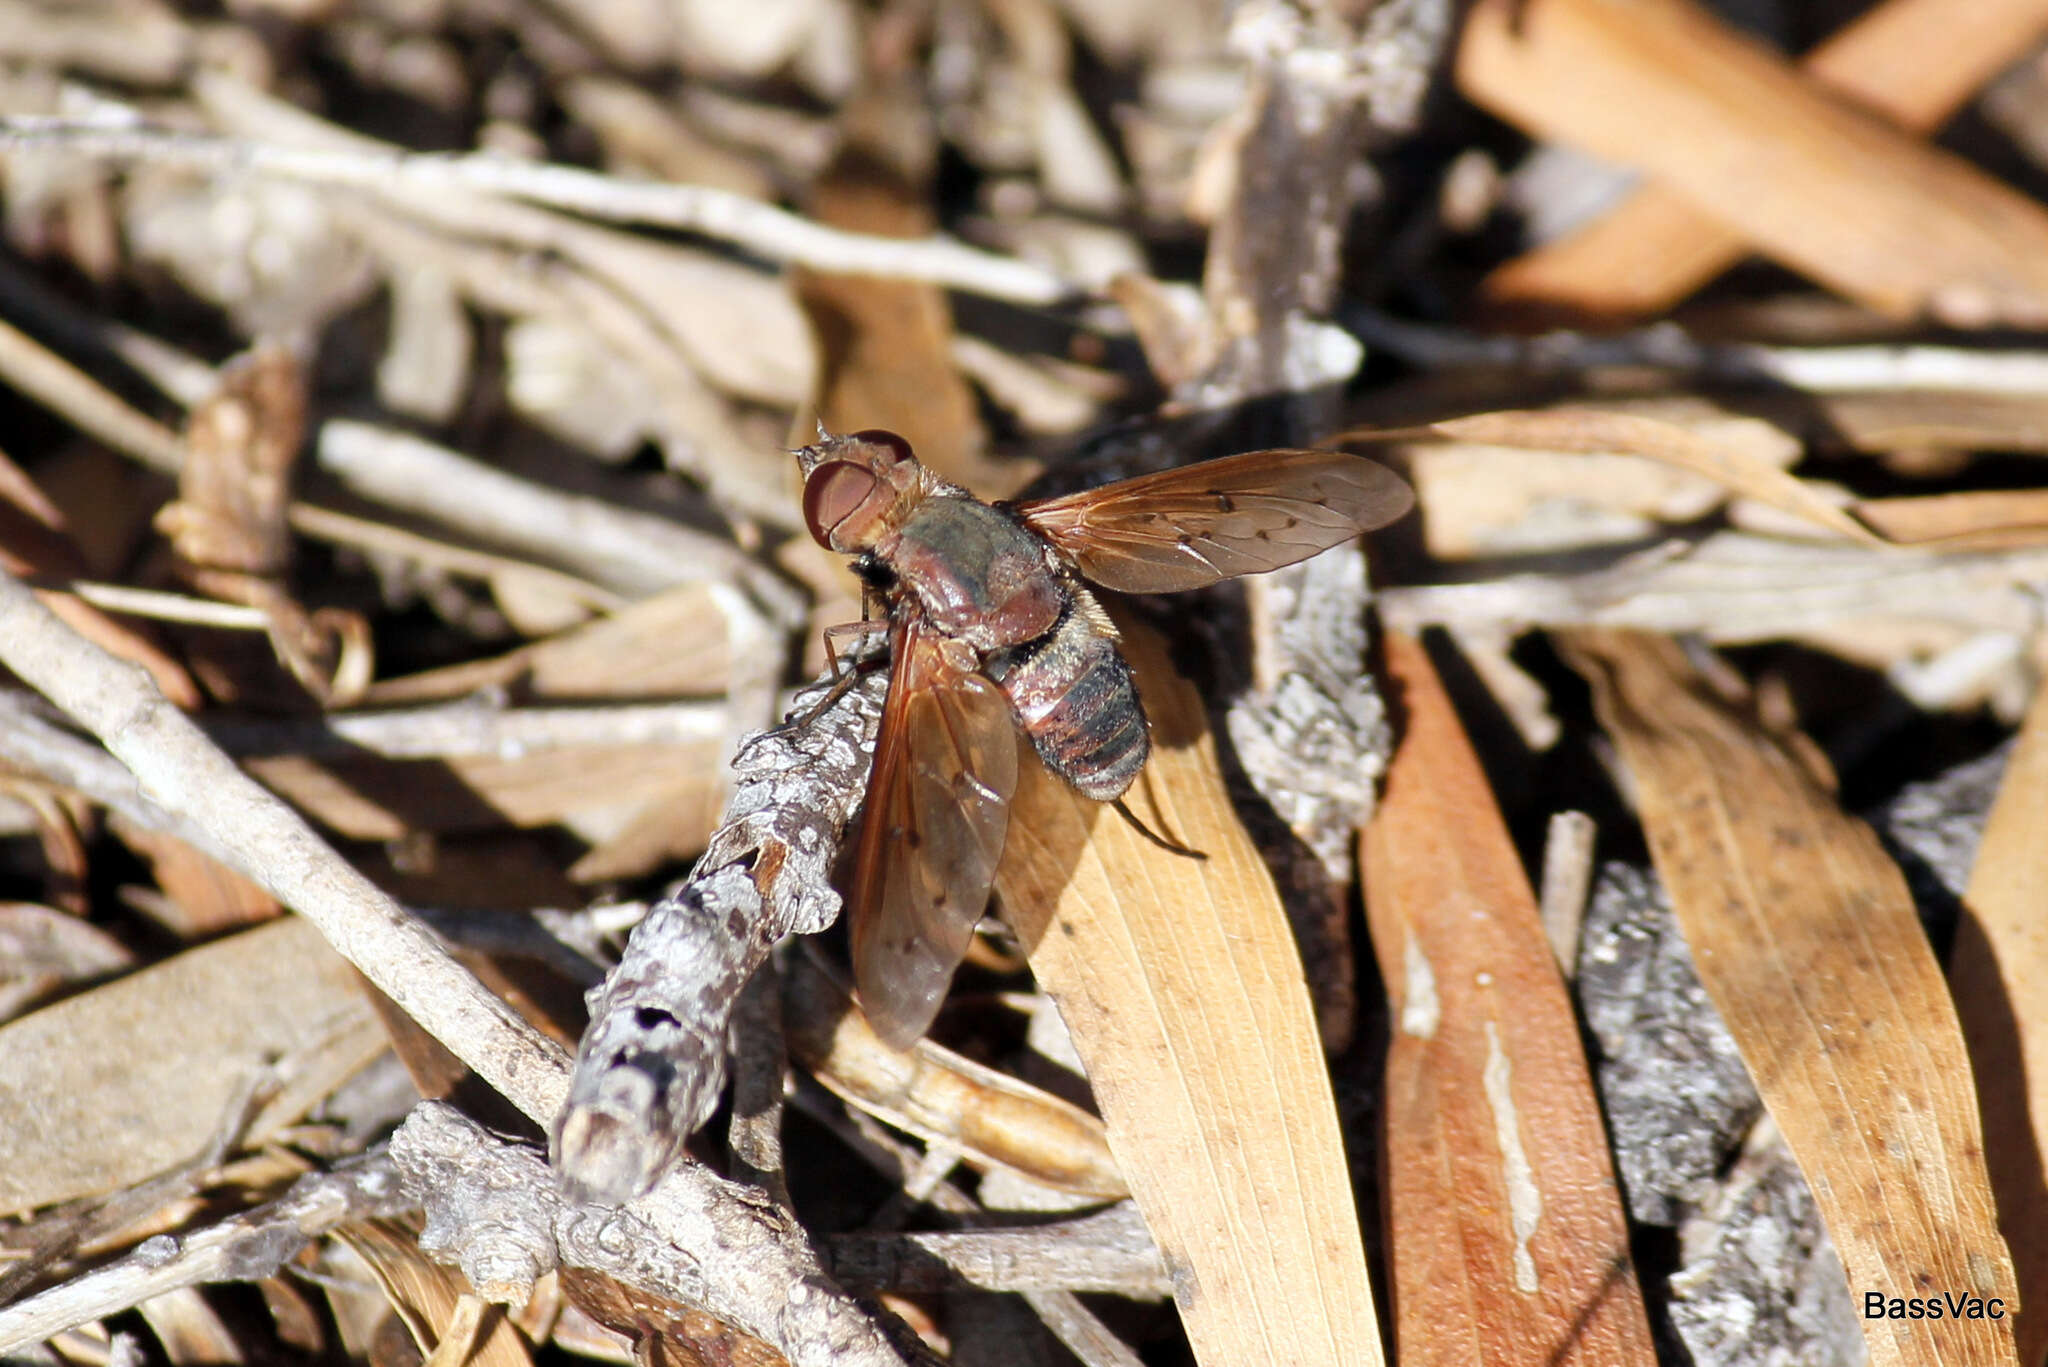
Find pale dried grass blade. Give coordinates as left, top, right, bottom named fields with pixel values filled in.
left=1560, top=627, right=2020, bottom=1367
left=1482, top=0, right=2048, bottom=320
left=1458, top=0, right=2048, bottom=326
left=1852, top=491, right=2048, bottom=549
left=993, top=618, right=1381, bottom=1367
left=1952, top=677, right=2048, bottom=1365
left=1363, top=631, right=1654, bottom=1365
left=1426, top=408, right=1882, bottom=544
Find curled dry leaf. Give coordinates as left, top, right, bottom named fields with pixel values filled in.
left=992, top=614, right=1382, bottom=1367
left=1560, top=627, right=2019, bottom=1367
left=1362, top=631, right=1655, bottom=1366
left=163, top=343, right=370, bottom=706
left=558, top=1267, right=792, bottom=1367
left=781, top=952, right=1126, bottom=1199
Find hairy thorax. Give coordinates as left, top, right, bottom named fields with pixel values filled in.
left=881, top=499, right=1065, bottom=652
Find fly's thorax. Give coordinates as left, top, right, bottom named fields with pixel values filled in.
left=884, top=496, right=1066, bottom=652
left=996, top=592, right=1148, bottom=802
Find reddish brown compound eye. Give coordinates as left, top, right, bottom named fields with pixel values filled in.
left=847, top=429, right=914, bottom=465
left=804, top=460, right=881, bottom=547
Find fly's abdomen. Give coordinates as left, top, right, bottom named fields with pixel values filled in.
left=998, top=607, right=1148, bottom=801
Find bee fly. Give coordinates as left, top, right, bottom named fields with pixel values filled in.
left=798, top=428, right=1413, bottom=1046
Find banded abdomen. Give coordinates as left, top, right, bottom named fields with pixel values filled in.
left=994, top=597, right=1147, bottom=801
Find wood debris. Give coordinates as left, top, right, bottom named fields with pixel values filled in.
left=3, top=3, right=2048, bottom=1366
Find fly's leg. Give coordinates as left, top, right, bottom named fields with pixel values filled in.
left=779, top=614, right=890, bottom=735
left=1110, top=796, right=1208, bottom=861
left=821, top=616, right=889, bottom=680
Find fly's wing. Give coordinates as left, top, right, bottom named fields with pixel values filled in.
left=1015, top=449, right=1414, bottom=593
left=849, top=615, right=1020, bottom=1049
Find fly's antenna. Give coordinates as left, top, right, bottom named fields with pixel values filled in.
left=1111, top=797, right=1207, bottom=860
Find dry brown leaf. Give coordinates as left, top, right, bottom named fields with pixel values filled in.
left=1770, top=390, right=2048, bottom=457
left=1387, top=406, right=2048, bottom=553
left=158, top=344, right=301, bottom=579
left=0, top=444, right=201, bottom=709
left=1852, top=491, right=2048, bottom=549
left=0, top=901, right=134, bottom=1024
left=248, top=743, right=724, bottom=842
left=1482, top=0, right=2048, bottom=321
left=791, top=87, right=1021, bottom=498
left=0, top=916, right=387, bottom=1213
left=110, top=814, right=280, bottom=938
left=558, top=1267, right=789, bottom=1367
left=335, top=1219, right=534, bottom=1367
left=1389, top=400, right=1800, bottom=557
left=993, top=616, right=1382, bottom=1367
left=781, top=952, right=1126, bottom=1199
left=1425, top=408, right=1881, bottom=545
left=364, top=584, right=732, bottom=707
left=1459, top=0, right=2048, bottom=326
left=160, top=344, right=368, bottom=706
left=565, top=778, right=727, bottom=883
left=1362, top=631, right=1655, bottom=1365
left=1560, top=628, right=2020, bottom=1367
left=1951, top=678, right=2048, bottom=1365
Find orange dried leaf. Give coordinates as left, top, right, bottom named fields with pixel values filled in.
left=1363, top=631, right=1655, bottom=1366
left=1483, top=0, right=2048, bottom=321
left=1459, top=0, right=2048, bottom=326
left=1561, top=627, right=2020, bottom=1367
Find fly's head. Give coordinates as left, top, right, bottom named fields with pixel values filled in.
left=797, top=428, right=924, bottom=556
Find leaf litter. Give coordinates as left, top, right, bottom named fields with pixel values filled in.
left=2, top=2, right=2048, bottom=1366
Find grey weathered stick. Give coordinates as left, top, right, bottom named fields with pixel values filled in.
left=397, top=1102, right=921, bottom=1367
left=789, top=1083, right=1148, bottom=1367
left=0, top=565, right=568, bottom=1119
left=824, top=1203, right=1170, bottom=1298
left=1347, top=304, right=2048, bottom=395
left=0, top=568, right=913, bottom=1367
left=315, top=420, right=801, bottom=621
left=0, top=689, right=240, bottom=870
left=0, top=119, right=1073, bottom=306
left=199, top=696, right=730, bottom=761
left=554, top=658, right=887, bottom=1202
left=0, top=1152, right=411, bottom=1355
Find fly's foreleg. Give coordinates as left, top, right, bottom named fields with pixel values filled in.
left=784, top=611, right=891, bottom=733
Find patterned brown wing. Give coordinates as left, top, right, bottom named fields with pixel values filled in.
left=848, top=614, right=1020, bottom=1049
left=1015, top=449, right=1413, bottom=593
